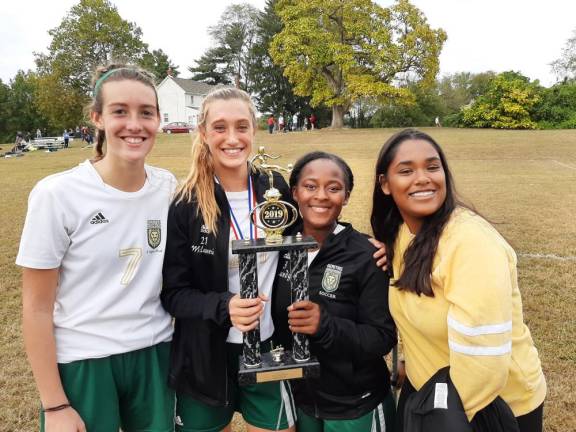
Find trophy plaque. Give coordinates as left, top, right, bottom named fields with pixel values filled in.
left=232, top=147, right=320, bottom=386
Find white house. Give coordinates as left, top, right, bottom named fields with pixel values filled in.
left=157, top=76, right=221, bottom=128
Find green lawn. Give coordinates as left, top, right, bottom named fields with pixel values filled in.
left=1, top=128, right=575, bottom=431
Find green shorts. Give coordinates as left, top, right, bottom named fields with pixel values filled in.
left=40, top=342, right=174, bottom=432
left=175, top=341, right=296, bottom=432
left=296, top=392, right=396, bottom=432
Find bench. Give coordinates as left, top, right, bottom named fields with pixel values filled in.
left=32, top=137, right=66, bottom=150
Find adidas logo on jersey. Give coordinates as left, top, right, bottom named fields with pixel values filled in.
left=90, top=212, right=109, bottom=224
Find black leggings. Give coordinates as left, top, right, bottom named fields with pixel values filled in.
left=515, top=404, right=543, bottom=432
left=396, top=378, right=543, bottom=432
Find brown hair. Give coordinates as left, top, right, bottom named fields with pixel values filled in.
left=88, top=63, right=159, bottom=161
left=176, top=87, right=257, bottom=234
left=371, top=129, right=467, bottom=296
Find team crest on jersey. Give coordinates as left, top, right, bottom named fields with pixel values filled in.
left=322, top=264, right=343, bottom=293
left=147, top=220, right=161, bottom=249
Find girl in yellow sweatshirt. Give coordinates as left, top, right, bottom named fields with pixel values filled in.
left=371, top=129, right=546, bottom=432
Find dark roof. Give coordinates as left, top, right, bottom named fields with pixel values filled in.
left=171, top=77, right=222, bottom=95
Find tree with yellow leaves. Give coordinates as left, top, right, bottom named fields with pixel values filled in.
left=270, top=0, right=446, bottom=128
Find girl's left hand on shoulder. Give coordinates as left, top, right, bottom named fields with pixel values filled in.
left=368, top=237, right=387, bottom=270
left=288, top=300, right=321, bottom=335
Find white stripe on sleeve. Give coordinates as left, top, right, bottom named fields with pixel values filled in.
left=448, top=315, right=512, bottom=336
left=449, top=340, right=512, bottom=356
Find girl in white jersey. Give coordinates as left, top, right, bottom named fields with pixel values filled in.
left=17, top=64, right=176, bottom=432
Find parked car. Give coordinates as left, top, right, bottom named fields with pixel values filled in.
left=162, top=122, right=194, bottom=134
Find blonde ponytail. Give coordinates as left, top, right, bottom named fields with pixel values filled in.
left=176, top=133, right=220, bottom=233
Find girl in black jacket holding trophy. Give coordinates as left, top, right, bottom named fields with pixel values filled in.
left=162, top=90, right=388, bottom=432
left=273, top=151, right=397, bottom=432
left=161, top=88, right=297, bottom=432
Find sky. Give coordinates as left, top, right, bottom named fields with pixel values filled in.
left=1, top=0, right=574, bottom=87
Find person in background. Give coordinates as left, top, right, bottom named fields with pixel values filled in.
left=81, top=126, right=88, bottom=142
left=85, top=130, right=94, bottom=146
left=310, top=113, right=317, bottom=130
left=15, top=131, right=23, bottom=148
left=371, top=128, right=546, bottom=432
left=268, top=114, right=275, bottom=134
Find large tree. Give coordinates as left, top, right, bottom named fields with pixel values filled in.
left=533, top=81, right=576, bottom=129
left=1, top=71, right=51, bottom=140
left=270, top=0, right=446, bottom=128
left=551, top=29, right=576, bottom=81
left=370, top=83, right=445, bottom=128
left=189, top=47, right=234, bottom=86
left=248, top=0, right=310, bottom=115
left=139, top=49, right=180, bottom=82
left=190, top=3, right=259, bottom=90
left=34, top=0, right=148, bottom=127
left=461, top=71, right=541, bottom=129
left=435, top=71, right=496, bottom=126
left=437, top=72, right=496, bottom=113
left=34, top=72, right=87, bottom=131
left=0, top=80, right=12, bottom=142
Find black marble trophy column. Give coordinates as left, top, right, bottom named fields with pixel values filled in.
left=238, top=252, right=261, bottom=368
left=233, top=236, right=320, bottom=385
left=289, top=248, right=310, bottom=362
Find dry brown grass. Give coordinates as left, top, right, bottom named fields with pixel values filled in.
left=1, top=128, right=574, bottom=431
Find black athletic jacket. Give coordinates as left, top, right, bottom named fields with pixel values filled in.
left=272, top=223, right=397, bottom=419
left=402, top=368, right=519, bottom=432
left=161, top=168, right=293, bottom=406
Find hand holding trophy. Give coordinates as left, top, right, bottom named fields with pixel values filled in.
left=232, top=147, right=320, bottom=385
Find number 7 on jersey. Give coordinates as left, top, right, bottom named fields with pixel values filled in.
left=119, top=248, right=142, bottom=285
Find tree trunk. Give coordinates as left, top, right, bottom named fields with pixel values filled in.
left=331, top=105, right=345, bottom=128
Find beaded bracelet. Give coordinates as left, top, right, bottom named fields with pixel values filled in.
left=42, top=403, right=71, bottom=413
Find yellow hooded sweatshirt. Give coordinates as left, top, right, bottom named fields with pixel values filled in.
left=390, top=208, right=546, bottom=420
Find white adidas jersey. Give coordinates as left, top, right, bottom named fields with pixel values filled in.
left=17, top=160, right=176, bottom=363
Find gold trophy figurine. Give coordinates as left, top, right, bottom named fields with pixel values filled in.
left=250, top=147, right=297, bottom=244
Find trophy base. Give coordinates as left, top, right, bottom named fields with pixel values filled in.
left=238, top=351, right=320, bottom=386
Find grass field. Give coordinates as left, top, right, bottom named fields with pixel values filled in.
left=1, top=128, right=575, bottom=431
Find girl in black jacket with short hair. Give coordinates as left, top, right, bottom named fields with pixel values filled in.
left=273, top=151, right=397, bottom=432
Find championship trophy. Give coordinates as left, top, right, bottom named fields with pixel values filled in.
left=232, top=147, right=320, bottom=386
